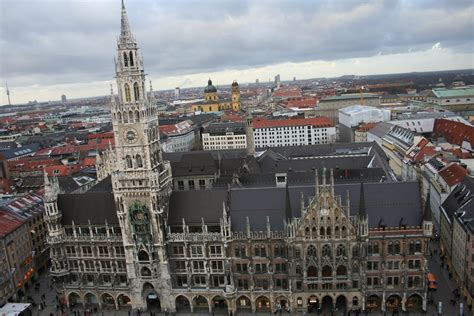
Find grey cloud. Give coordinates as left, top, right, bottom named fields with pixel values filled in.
left=1, top=0, right=473, bottom=88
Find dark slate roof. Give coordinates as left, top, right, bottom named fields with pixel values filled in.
left=0, top=143, right=40, bottom=160
left=204, top=122, right=245, bottom=135
left=368, top=122, right=393, bottom=139
left=58, top=192, right=117, bottom=225
left=229, top=182, right=422, bottom=232
left=170, top=152, right=217, bottom=177
left=230, top=187, right=287, bottom=231
left=441, top=176, right=474, bottom=221
left=168, top=189, right=227, bottom=225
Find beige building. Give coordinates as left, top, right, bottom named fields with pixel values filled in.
left=0, top=210, right=34, bottom=303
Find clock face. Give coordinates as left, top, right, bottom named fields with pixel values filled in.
left=124, top=128, right=138, bottom=144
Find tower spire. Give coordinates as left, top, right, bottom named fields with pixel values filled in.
left=120, top=0, right=133, bottom=42
left=5, top=82, right=11, bottom=106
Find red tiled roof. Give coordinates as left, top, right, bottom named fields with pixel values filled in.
left=221, top=113, right=244, bottom=122
left=285, top=98, right=317, bottom=108
left=44, top=164, right=84, bottom=176
left=0, top=209, right=25, bottom=238
left=87, top=131, right=114, bottom=140
left=433, top=119, right=474, bottom=148
left=438, top=163, right=468, bottom=187
left=82, top=157, right=96, bottom=166
left=253, top=117, right=333, bottom=129
left=159, top=125, right=178, bottom=134
left=272, top=89, right=302, bottom=98
left=8, top=158, right=58, bottom=172
left=356, top=122, right=378, bottom=132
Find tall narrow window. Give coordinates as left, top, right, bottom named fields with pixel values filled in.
left=129, top=111, right=134, bottom=123
left=129, top=51, right=134, bottom=66
left=124, top=83, right=131, bottom=102
left=117, top=112, right=122, bottom=123
left=133, top=82, right=140, bottom=101
left=123, top=52, right=128, bottom=67
left=136, top=155, right=143, bottom=168
left=126, top=155, right=132, bottom=168
left=135, top=110, right=140, bottom=122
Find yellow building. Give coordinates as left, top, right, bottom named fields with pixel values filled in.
left=192, top=79, right=241, bottom=112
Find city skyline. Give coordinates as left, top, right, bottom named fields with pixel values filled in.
left=1, top=0, right=473, bottom=104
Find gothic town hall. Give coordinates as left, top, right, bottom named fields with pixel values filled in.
left=44, top=2, right=433, bottom=314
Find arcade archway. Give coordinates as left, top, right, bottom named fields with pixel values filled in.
left=117, top=294, right=131, bottom=310
left=335, top=295, right=347, bottom=314
left=386, top=294, right=402, bottom=312
left=307, top=296, right=319, bottom=313
left=321, top=296, right=333, bottom=313
left=236, top=296, right=251, bottom=311
left=84, top=293, right=99, bottom=308
left=68, top=292, right=82, bottom=308
left=406, top=294, right=423, bottom=311
left=193, top=295, right=209, bottom=312
left=212, top=296, right=227, bottom=314
left=256, top=296, right=270, bottom=311
left=101, top=293, right=115, bottom=309
left=176, top=295, right=191, bottom=312
left=366, top=295, right=381, bottom=312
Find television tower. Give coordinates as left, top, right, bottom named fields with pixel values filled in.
left=5, top=82, right=11, bottom=106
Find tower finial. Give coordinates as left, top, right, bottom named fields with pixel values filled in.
left=120, top=0, right=133, bottom=41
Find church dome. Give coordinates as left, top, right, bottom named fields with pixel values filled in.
left=204, top=79, right=217, bottom=93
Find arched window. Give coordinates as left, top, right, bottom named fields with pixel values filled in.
left=117, top=112, right=122, bottom=123
left=296, top=265, right=302, bottom=275
left=133, top=82, right=140, bottom=101
left=322, top=244, right=331, bottom=257
left=307, top=245, right=317, bottom=257
left=341, top=226, right=347, bottom=237
left=322, top=265, right=332, bottom=277
left=123, top=112, right=128, bottom=123
left=320, top=227, right=325, bottom=237
left=125, top=155, right=132, bottom=169
left=336, top=265, right=347, bottom=276
left=136, top=155, right=143, bottom=168
left=135, top=110, right=140, bottom=122
left=307, top=266, right=318, bottom=277
left=352, top=245, right=359, bottom=257
left=336, top=244, right=346, bottom=257
left=124, top=83, right=131, bottom=102
left=326, top=227, right=331, bottom=237
left=394, top=241, right=401, bottom=254
left=335, top=226, right=340, bottom=238
left=123, top=52, right=128, bottom=67
left=305, top=227, right=309, bottom=237
left=129, top=51, right=134, bottom=66
left=352, top=263, right=359, bottom=273
left=138, top=250, right=149, bottom=261
left=141, top=267, right=151, bottom=277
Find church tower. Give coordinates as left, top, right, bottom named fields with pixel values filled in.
left=231, top=81, right=241, bottom=111
left=245, top=109, right=255, bottom=156
left=111, top=0, right=173, bottom=310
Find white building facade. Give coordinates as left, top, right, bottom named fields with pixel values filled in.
left=253, top=117, right=336, bottom=148
left=202, top=122, right=247, bottom=150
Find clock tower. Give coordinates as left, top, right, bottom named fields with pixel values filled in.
left=110, top=0, right=173, bottom=310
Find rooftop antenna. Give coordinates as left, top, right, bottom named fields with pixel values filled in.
left=5, top=82, right=11, bottom=106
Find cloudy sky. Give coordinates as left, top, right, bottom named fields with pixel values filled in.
left=0, top=0, right=473, bottom=104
